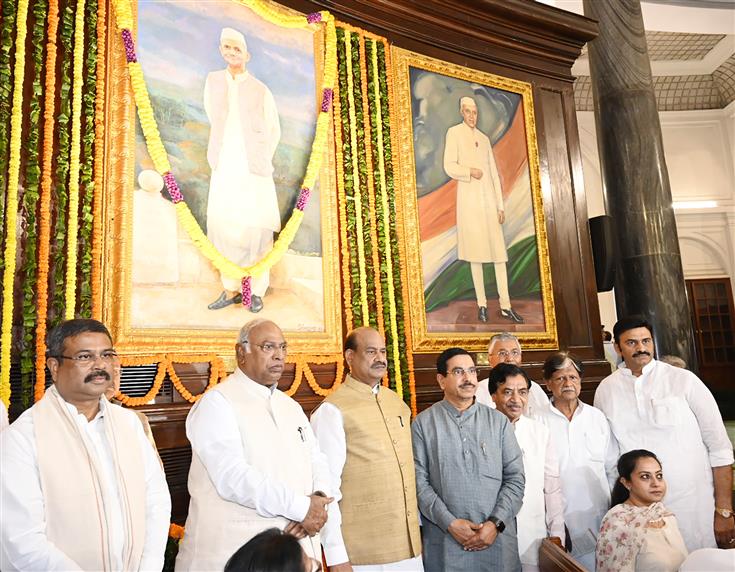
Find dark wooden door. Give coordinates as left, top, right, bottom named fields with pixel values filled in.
left=686, top=278, right=735, bottom=390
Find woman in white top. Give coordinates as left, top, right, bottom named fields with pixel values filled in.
left=596, top=450, right=688, bottom=572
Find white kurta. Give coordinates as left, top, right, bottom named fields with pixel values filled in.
left=476, top=378, right=550, bottom=419
left=512, top=416, right=566, bottom=569
left=204, top=71, right=281, bottom=293
left=310, top=387, right=424, bottom=571
left=539, top=401, right=617, bottom=570
left=594, top=359, right=734, bottom=551
left=443, top=121, right=507, bottom=263
left=0, top=398, right=170, bottom=571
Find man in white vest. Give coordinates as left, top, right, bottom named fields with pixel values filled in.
left=311, top=327, right=423, bottom=571
left=475, top=332, right=549, bottom=418
left=205, top=27, right=281, bottom=313
left=490, top=362, right=565, bottom=571
left=176, top=319, right=333, bottom=570
left=0, top=319, right=171, bottom=571
left=443, top=96, right=523, bottom=324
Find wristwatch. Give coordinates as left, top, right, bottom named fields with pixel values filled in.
left=487, top=516, right=505, bottom=533
left=715, top=507, right=734, bottom=519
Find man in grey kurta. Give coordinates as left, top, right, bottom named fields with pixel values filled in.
left=412, top=347, right=525, bottom=571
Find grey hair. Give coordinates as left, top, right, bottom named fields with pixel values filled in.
left=460, top=96, right=476, bottom=110
left=488, top=332, right=520, bottom=353
left=237, top=318, right=269, bottom=346
left=660, top=355, right=686, bottom=369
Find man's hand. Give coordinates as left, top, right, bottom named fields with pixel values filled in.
left=329, top=563, right=353, bottom=572
left=470, top=168, right=483, bottom=180
left=448, top=518, right=481, bottom=547
left=498, top=210, right=505, bottom=224
left=463, top=521, right=498, bottom=551
left=714, top=512, right=735, bottom=548
left=284, top=521, right=308, bottom=539
left=300, top=493, right=333, bottom=536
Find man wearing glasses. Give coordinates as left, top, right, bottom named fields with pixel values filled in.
left=475, top=332, right=549, bottom=418
left=176, top=318, right=333, bottom=571
left=412, top=347, right=525, bottom=571
left=311, top=327, right=422, bottom=571
left=0, top=319, right=171, bottom=571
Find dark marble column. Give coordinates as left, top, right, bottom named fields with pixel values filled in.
left=583, top=0, right=696, bottom=368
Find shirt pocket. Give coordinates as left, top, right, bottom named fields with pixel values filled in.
left=650, top=397, right=687, bottom=427
left=585, top=430, right=606, bottom=463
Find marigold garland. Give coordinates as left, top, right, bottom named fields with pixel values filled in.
left=283, top=355, right=343, bottom=397
left=0, top=0, right=31, bottom=407
left=109, top=0, right=337, bottom=295
left=34, top=0, right=61, bottom=402
left=165, top=355, right=225, bottom=403
left=169, top=523, right=185, bottom=541
left=64, top=0, right=88, bottom=319
left=115, top=359, right=167, bottom=407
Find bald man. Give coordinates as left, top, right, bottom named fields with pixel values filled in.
left=176, top=319, right=333, bottom=570
left=311, top=327, right=423, bottom=571
left=443, top=96, right=523, bottom=324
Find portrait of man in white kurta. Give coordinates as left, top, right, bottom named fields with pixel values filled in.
left=205, top=27, right=281, bottom=313
left=443, top=97, right=524, bottom=325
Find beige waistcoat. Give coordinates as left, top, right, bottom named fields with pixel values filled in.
left=176, top=372, right=320, bottom=571
left=324, top=376, right=421, bottom=565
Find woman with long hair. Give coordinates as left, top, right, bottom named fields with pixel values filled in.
left=596, top=450, right=688, bottom=571
left=224, top=528, right=321, bottom=572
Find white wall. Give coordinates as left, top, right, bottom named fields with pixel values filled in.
left=577, top=103, right=735, bottom=326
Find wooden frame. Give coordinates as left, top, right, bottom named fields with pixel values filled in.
left=391, top=47, right=558, bottom=352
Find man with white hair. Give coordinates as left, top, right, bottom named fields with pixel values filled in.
left=176, top=319, right=334, bottom=570
left=476, top=332, right=549, bottom=417
left=443, top=96, right=523, bottom=324
left=205, top=28, right=281, bottom=313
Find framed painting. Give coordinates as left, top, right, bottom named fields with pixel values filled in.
left=391, top=47, right=558, bottom=352
left=98, top=0, right=342, bottom=355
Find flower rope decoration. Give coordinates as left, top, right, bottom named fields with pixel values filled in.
left=0, top=0, right=31, bottom=407
left=34, top=0, right=61, bottom=401
left=64, top=0, right=88, bottom=319
left=109, top=0, right=337, bottom=307
left=283, top=355, right=343, bottom=397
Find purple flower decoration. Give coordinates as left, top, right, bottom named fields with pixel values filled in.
left=321, top=88, right=333, bottom=112
left=121, top=29, right=137, bottom=63
left=306, top=12, right=322, bottom=24
left=241, top=276, right=252, bottom=307
left=296, top=187, right=310, bottom=211
left=163, top=172, right=184, bottom=203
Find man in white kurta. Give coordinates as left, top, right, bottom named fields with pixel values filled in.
left=594, top=316, right=735, bottom=551
left=205, top=28, right=281, bottom=312
left=538, top=352, right=617, bottom=570
left=311, top=327, right=423, bottom=571
left=176, top=319, right=333, bottom=571
left=0, top=319, right=170, bottom=571
left=476, top=332, right=549, bottom=418
left=443, top=96, right=523, bottom=324
left=490, top=363, right=565, bottom=571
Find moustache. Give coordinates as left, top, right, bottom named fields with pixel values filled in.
left=372, top=362, right=387, bottom=368
left=633, top=351, right=651, bottom=358
left=460, top=383, right=476, bottom=389
left=84, top=370, right=111, bottom=384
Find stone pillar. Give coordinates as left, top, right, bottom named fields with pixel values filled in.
left=583, top=0, right=696, bottom=368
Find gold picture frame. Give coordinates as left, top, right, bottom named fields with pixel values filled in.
left=391, top=47, right=557, bottom=352
left=97, top=0, right=342, bottom=357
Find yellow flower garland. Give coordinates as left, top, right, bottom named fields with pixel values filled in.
left=0, top=0, right=31, bottom=407
left=64, top=0, right=88, bottom=319
left=110, top=0, right=337, bottom=282
left=283, top=355, right=343, bottom=397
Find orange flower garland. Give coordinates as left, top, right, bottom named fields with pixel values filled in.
left=114, top=357, right=167, bottom=406
left=34, top=0, right=61, bottom=401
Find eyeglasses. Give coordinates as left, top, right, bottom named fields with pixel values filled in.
left=495, top=349, right=521, bottom=359
left=448, top=367, right=478, bottom=377
left=55, top=350, right=119, bottom=364
left=248, top=342, right=288, bottom=354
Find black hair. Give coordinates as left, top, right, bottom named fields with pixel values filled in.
left=542, top=351, right=583, bottom=381
left=610, top=449, right=662, bottom=507
left=613, top=316, right=654, bottom=345
left=487, top=362, right=530, bottom=394
left=344, top=329, right=359, bottom=352
left=224, top=528, right=306, bottom=572
left=46, top=319, right=113, bottom=359
left=436, top=347, right=473, bottom=376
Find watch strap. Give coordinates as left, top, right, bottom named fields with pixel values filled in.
left=487, top=516, right=505, bottom=533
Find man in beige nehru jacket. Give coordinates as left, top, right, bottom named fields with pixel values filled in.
left=176, top=319, right=333, bottom=570
left=311, top=327, right=422, bottom=571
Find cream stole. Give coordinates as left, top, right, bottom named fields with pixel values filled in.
left=33, top=386, right=147, bottom=571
